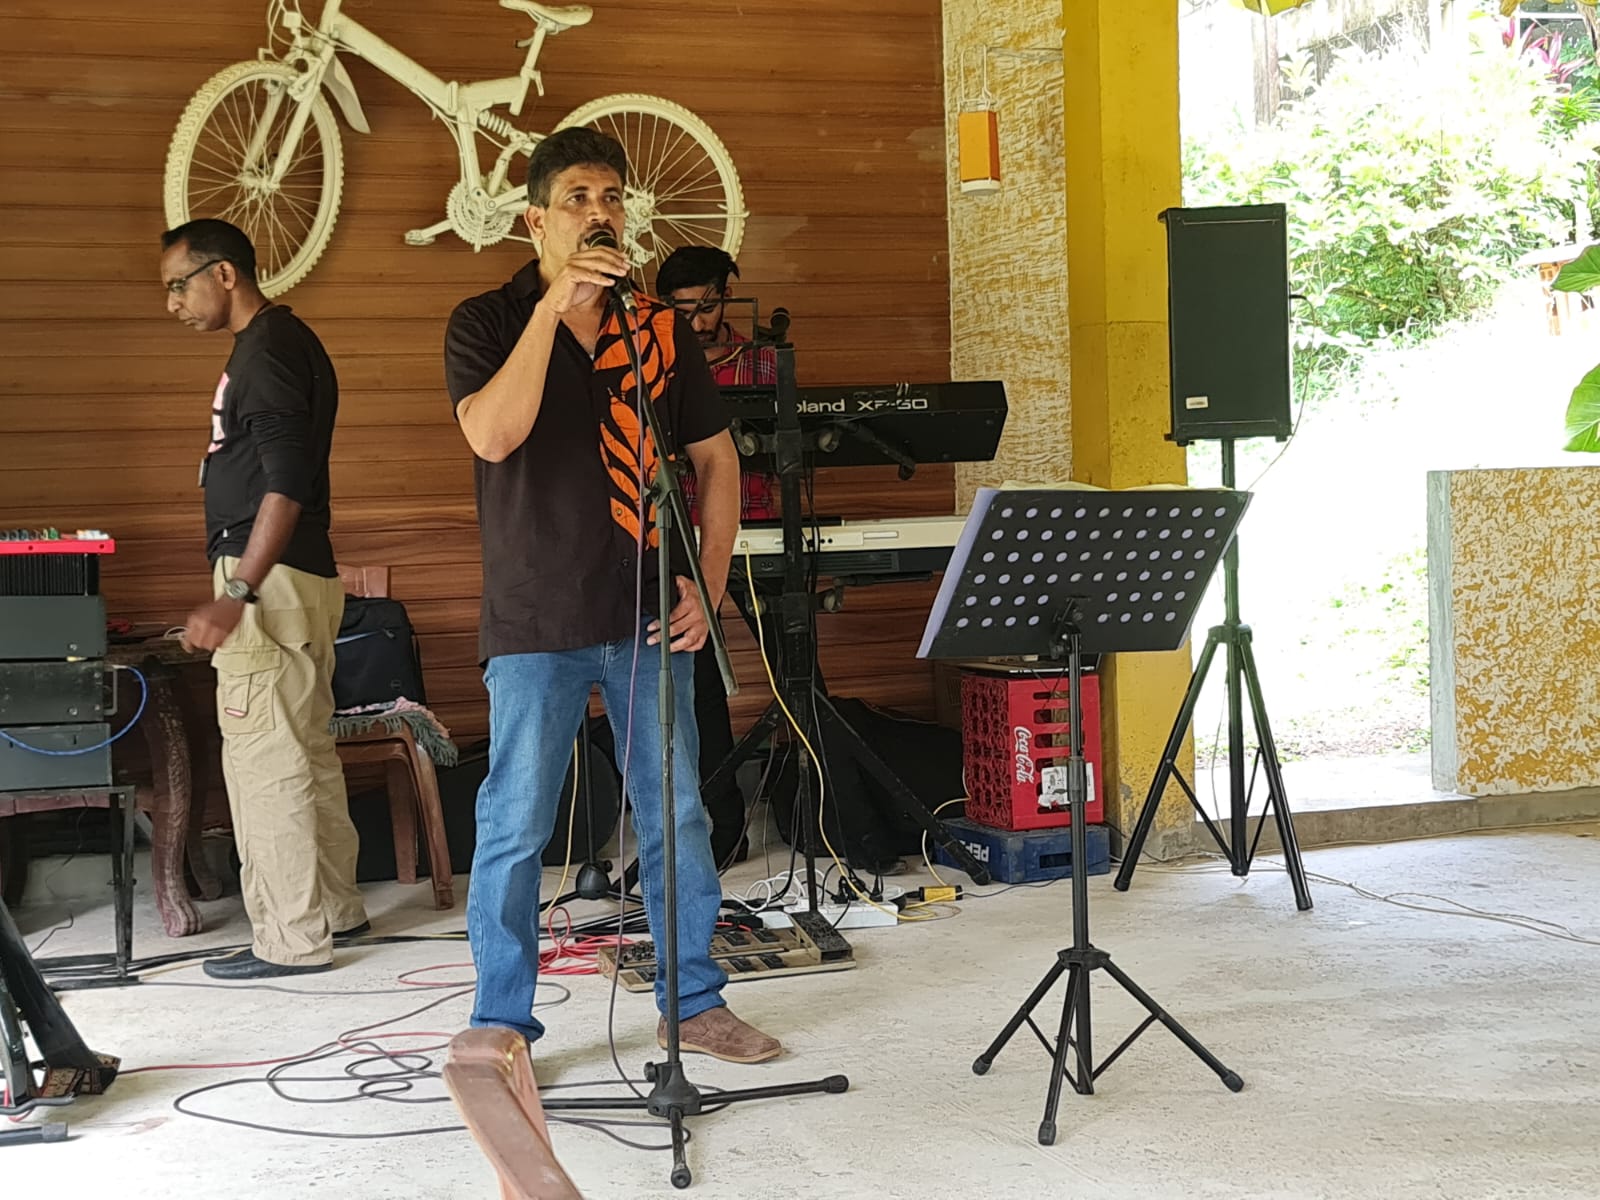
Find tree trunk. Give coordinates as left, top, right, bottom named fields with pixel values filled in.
left=1251, top=11, right=1282, bottom=125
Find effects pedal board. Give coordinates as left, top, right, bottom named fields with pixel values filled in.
left=596, top=911, right=856, bottom=993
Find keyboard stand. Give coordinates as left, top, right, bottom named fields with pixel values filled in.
left=701, top=340, right=991, bottom=890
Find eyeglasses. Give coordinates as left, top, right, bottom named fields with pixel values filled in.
left=165, top=259, right=225, bottom=295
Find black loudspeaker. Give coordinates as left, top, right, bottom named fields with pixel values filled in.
left=1160, top=204, right=1293, bottom=446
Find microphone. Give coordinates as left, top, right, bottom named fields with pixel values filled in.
left=582, top=227, right=636, bottom=314
left=757, top=306, right=790, bottom=344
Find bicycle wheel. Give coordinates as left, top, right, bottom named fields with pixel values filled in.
left=164, top=60, right=344, bottom=298
left=554, top=94, right=746, bottom=273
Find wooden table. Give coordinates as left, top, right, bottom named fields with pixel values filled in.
left=103, top=632, right=224, bottom=937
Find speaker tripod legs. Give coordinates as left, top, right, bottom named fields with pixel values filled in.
left=1112, top=620, right=1312, bottom=911
left=1237, top=634, right=1313, bottom=910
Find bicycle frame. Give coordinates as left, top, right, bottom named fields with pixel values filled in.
left=267, top=0, right=546, bottom=206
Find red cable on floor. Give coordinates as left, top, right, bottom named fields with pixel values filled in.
left=539, top=905, right=631, bottom=976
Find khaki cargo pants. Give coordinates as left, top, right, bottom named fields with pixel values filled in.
left=213, top=557, right=367, bottom=966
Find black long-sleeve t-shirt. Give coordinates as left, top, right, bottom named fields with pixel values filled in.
left=202, top=304, right=338, bottom=577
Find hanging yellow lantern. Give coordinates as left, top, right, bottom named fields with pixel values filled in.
left=958, top=107, right=1000, bottom=194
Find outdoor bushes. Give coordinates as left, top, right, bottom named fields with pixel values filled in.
left=1185, top=27, right=1600, bottom=359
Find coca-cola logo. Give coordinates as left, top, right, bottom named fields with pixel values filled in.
left=1013, top=725, right=1035, bottom=784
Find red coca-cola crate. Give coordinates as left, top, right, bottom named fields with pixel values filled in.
left=960, top=668, right=1105, bottom=831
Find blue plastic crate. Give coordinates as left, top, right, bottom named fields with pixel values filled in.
left=935, top=817, right=1110, bottom=885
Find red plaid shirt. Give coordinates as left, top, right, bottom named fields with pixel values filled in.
left=682, top=327, right=780, bottom=522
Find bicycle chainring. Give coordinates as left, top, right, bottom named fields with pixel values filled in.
left=447, top=182, right=517, bottom=250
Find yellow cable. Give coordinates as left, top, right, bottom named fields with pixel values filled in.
left=922, top=797, right=966, bottom=888
left=744, top=548, right=932, bottom=922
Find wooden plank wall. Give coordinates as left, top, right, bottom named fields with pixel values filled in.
left=0, top=0, right=952, bottom=744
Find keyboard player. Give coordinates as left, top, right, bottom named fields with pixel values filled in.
left=656, top=246, right=777, bottom=869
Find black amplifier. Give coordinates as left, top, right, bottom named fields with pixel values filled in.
left=0, top=596, right=107, bottom=660
left=0, top=723, right=112, bottom=791
left=0, top=662, right=111, bottom=724
left=1, top=529, right=118, bottom=795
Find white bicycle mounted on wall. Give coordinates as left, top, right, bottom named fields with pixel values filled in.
left=163, top=0, right=747, bottom=297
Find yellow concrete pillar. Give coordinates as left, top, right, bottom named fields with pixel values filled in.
left=1064, top=0, right=1195, bottom=845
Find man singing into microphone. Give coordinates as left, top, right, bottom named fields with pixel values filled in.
left=444, top=128, right=780, bottom=1062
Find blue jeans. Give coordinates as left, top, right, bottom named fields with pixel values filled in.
left=467, top=630, right=727, bottom=1041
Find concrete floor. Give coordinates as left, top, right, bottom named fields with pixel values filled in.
left=7, top=821, right=1599, bottom=1199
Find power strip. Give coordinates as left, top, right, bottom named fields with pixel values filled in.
left=761, top=903, right=899, bottom=931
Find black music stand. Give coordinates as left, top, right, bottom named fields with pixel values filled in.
left=920, top=486, right=1247, bottom=1145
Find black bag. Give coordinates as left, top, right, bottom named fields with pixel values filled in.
left=333, top=596, right=427, bottom=710
left=770, top=697, right=966, bottom=870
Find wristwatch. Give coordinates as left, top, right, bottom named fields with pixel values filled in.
left=222, top=577, right=258, bottom=604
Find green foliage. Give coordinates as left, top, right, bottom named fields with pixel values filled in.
left=1552, top=242, right=1600, bottom=291
left=1563, top=362, right=1600, bottom=451
left=1326, top=549, right=1431, bottom=698
left=1184, top=32, right=1600, bottom=355
left=1552, top=249, right=1600, bottom=452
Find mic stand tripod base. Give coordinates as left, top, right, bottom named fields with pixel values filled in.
left=543, top=1069, right=851, bottom=1190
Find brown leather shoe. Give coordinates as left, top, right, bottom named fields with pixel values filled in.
left=658, top=1007, right=782, bottom=1064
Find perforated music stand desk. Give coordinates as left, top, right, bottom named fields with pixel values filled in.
left=918, top=487, right=1248, bottom=661
left=917, top=485, right=1250, bottom=1145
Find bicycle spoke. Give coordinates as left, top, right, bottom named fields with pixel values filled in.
left=219, top=86, right=259, bottom=168
left=649, top=124, right=699, bottom=187
left=657, top=214, right=724, bottom=248
left=653, top=167, right=723, bottom=204
left=188, top=180, right=242, bottom=208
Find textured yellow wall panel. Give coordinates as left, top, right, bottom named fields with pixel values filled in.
left=941, top=0, right=1192, bottom=838
left=1429, top=467, right=1600, bottom=796
left=942, top=2, right=1068, bottom=510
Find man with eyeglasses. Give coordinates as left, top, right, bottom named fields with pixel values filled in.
left=654, top=247, right=781, bottom=870
left=159, top=218, right=368, bottom=980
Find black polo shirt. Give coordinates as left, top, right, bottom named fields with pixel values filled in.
left=444, top=260, right=729, bottom=661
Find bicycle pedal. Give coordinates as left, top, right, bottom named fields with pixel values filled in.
left=403, top=230, right=437, bottom=246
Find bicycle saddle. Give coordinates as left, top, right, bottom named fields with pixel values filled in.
left=498, top=0, right=593, bottom=28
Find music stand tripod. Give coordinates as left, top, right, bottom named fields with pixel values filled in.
left=538, top=291, right=846, bottom=1191
left=1112, top=438, right=1313, bottom=911
left=919, top=487, right=1248, bottom=1145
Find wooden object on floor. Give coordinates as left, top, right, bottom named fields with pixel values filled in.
left=444, top=1028, right=584, bottom=1200
left=333, top=562, right=453, bottom=910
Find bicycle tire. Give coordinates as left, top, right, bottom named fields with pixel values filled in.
left=164, top=60, right=344, bottom=298
left=554, top=94, right=746, bottom=270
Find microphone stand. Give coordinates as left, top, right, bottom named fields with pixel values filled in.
left=539, top=287, right=847, bottom=1192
